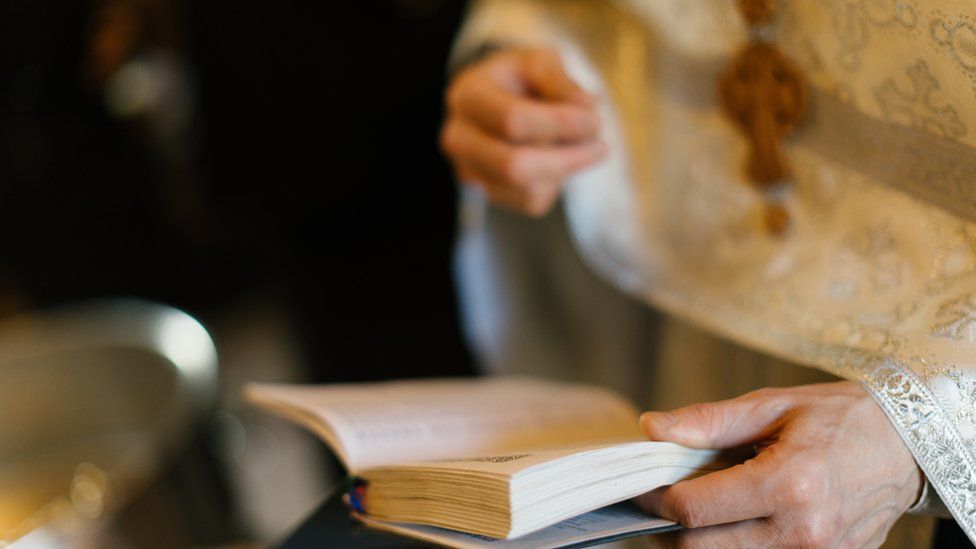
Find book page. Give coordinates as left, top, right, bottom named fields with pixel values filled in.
left=246, top=377, right=640, bottom=471
left=372, top=442, right=631, bottom=477
left=365, top=440, right=717, bottom=478
left=356, top=502, right=679, bottom=549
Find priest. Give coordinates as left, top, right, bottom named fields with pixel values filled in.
left=443, top=0, right=976, bottom=546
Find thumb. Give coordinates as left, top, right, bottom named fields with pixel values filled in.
left=519, top=49, right=595, bottom=106
left=639, top=391, right=788, bottom=449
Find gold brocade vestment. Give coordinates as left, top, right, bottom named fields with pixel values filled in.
left=453, top=1, right=976, bottom=545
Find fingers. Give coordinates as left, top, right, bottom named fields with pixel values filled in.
left=442, top=119, right=606, bottom=215
left=454, top=159, right=561, bottom=216
left=640, top=388, right=788, bottom=448
left=455, top=161, right=562, bottom=218
left=637, top=382, right=914, bottom=547
left=484, top=180, right=562, bottom=218
left=517, top=49, right=594, bottom=105
left=442, top=47, right=606, bottom=216
left=650, top=519, right=774, bottom=549
left=635, top=455, right=778, bottom=528
left=443, top=119, right=606, bottom=183
left=449, top=66, right=600, bottom=144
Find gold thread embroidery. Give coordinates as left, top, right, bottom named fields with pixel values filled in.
left=874, top=59, right=967, bottom=140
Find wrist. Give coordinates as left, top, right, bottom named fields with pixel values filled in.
left=853, top=381, right=923, bottom=513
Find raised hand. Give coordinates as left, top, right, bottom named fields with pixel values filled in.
left=440, top=48, right=607, bottom=216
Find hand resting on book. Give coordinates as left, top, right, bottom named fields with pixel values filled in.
left=635, top=381, right=923, bottom=548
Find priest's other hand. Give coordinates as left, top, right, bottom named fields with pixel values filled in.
left=440, top=48, right=607, bottom=217
left=636, top=382, right=923, bottom=548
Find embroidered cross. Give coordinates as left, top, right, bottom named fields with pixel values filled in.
left=719, top=0, right=808, bottom=234
left=719, top=43, right=807, bottom=187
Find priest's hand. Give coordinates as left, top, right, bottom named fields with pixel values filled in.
left=440, top=48, right=606, bottom=216
left=636, top=382, right=923, bottom=548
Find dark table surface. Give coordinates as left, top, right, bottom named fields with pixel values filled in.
left=276, top=483, right=426, bottom=548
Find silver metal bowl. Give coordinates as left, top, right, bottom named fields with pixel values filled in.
left=0, top=300, right=218, bottom=545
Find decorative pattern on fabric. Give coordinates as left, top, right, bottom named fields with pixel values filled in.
left=534, top=0, right=976, bottom=541
left=455, top=0, right=976, bottom=541
left=860, top=360, right=976, bottom=536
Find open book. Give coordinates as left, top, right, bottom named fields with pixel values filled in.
left=246, top=377, right=726, bottom=548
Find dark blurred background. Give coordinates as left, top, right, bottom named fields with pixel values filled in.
left=1, top=0, right=473, bottom=545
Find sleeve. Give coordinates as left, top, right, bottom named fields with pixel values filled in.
left=907, top=480, right=950, bottom=518
left=449, top=0, right=561, bottom=72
